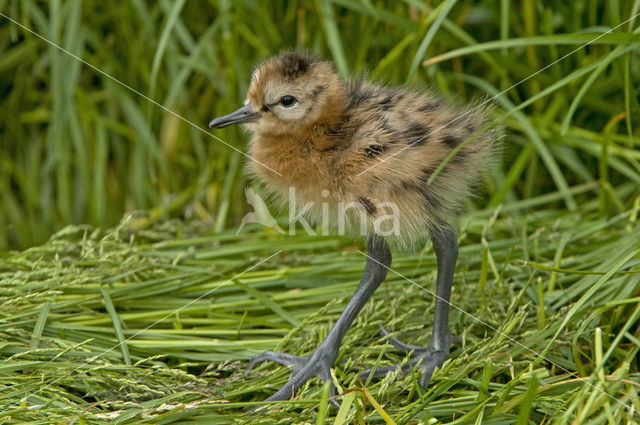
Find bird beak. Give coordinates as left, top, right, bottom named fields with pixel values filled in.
left=209, top=104, right=260, bottom=128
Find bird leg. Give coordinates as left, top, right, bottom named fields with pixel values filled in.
left=247, top=237, right=391, bottom=406
left=361, top=227, right=458, bottom=388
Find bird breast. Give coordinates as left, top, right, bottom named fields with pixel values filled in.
left=245, top=81, right=501, bottom=250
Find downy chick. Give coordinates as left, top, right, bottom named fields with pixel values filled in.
left=209, top=50, right=501, bottom=405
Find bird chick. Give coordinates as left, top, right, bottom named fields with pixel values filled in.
left=209, top=50, right=501, bottom=405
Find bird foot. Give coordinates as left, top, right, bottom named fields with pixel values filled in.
left=360, top=325, right=455, bottom=388
left=246, top=344, right=340, bottom=408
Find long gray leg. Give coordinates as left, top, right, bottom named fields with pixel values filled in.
left=248, top=237, right=391, bottom=405
left=362, top=227, right=458, bottom=388
left=420, top=226, right=458, bottom=386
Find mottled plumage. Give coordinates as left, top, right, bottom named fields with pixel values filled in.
left=209, top=50, right=502, bottom=407
left=238, top=51, right=500, bottom=250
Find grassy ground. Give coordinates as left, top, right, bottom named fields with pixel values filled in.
left=1, top=0, right=640, bottom=249
left=1, top=195, right=639, bottom=424
left=1, top=0, right=640, bottom=423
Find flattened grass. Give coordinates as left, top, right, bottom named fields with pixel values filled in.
left=1, top=0, right=639, bottom=249
left=1, top=186, right=639, bottom=423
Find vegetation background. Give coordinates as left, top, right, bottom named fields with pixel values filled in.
left=0, top=0, right=639, bottom=424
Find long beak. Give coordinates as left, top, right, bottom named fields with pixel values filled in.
left=209, top=104, right=260, bottom=128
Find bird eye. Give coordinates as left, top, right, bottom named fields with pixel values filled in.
left=279, top=95, right=297, bottom=107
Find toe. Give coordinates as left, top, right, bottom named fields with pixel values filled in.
left=378, top=325, right=429, bottom=354
left=361, top=350, right=444, bottom=384
left=317, top=367, right=340, bottom=409
left=417, top=351, right=446, bottom=388
left=328, top=384, right=340, bottom=409
left=419, top=364, right=435, bottom=388
left=264, top=379, right=296, bottom=402
left=246, top=350, right=305, bottom=373
left=360, top=362, right=408, bottom=381
left=245, top=346, right=340, bottom=410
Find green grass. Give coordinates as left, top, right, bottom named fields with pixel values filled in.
left=1, top=0, right=640, bottom=423
left=1, top=196, right=639, bottom=423
left=0, top=0, right=639, bottom=249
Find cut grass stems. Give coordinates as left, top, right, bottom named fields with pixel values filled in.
left=1, top=187, right=639, bottom=423
left=0, top=1, right=639, bottom=249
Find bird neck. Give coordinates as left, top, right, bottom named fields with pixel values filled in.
left=320, top=79, right=348, bottom=126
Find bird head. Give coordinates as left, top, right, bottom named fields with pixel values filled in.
left=209, top=51, right=345, bottom=135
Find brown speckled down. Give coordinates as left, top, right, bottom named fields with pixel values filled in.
left=242, top=50, right=503, bottom=250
